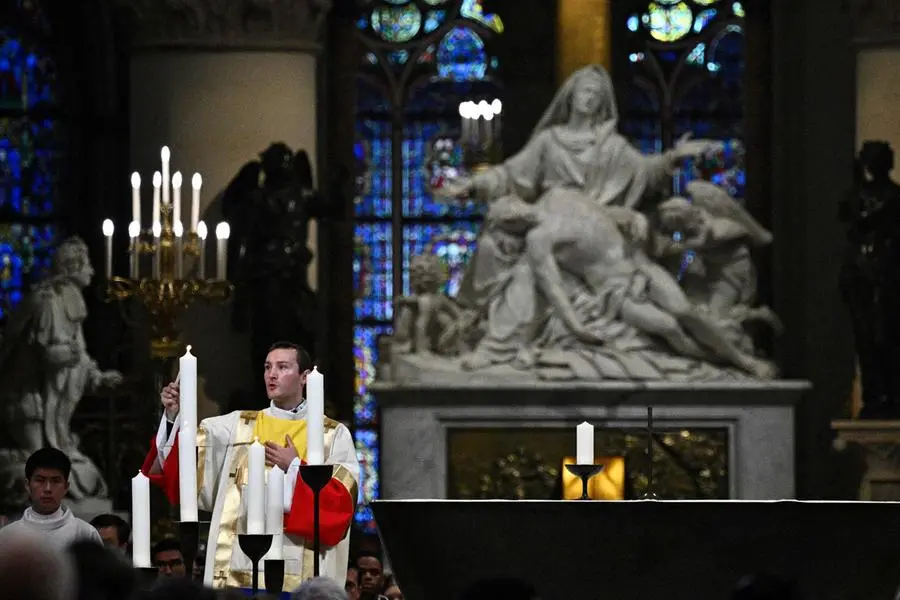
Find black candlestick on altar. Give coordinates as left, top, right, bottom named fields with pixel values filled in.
left=238, top=534, right=273, bottom=595
left=264, top=559, right=286, bottom=595
left=299, top=464, right=335, bottom=577
left=640, top=406, right=658, bottom=499
left=178, top=520, right=201, bottom=584
left=565, top=464, right=604, bottom=500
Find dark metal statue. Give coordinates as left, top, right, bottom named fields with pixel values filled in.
left=222, top=143, right=333, bottom=398
left=839, top=141, right=900, bottom=418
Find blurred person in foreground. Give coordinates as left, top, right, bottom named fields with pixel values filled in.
left=0, top=527, right=75, bottom=600
left=0, top=448, right=100, bottom=549
left=67, top=539, right=136, bottom=600
left=293, top=576, right=348, bottom=600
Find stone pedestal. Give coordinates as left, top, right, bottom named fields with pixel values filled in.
left=375, top=380, right=809, bottom=500
left=832, top=419, right=900, bottom=500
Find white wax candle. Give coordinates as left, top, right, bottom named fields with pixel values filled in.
left=131, top=471, right=151, bottom=568
left=197, top=221, right=207, bottom=279
left=306, top=367, right=325, bottom=465
left=151, top=221, right=161, bottom=279
left=266, top=466, right=285, bottom=559
left=128, top=220, right=140, bottom=279
left=161, top=146, right=170, bottom=207
left=179, top=345, right=197, bottom=433
left=247, top=439, right=266, bottom=534
left=178, top=428, right=198, bottom=522
left=131, top=172, right=141, bottom=227
left=174, top=220, right=184, bottom=280
left=215, top=222, right=229, bottom=280
left=191, top=173, right=202, bottom=233
left=172, top=171, right=182, bottom=227
left=152, top=171, right=161, bottom=228
left=101, top=219, right=114, bottom=278
left=576, top=421, right=594, bottom=465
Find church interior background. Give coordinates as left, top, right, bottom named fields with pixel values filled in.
left=0, top=0, right=896, bottom=553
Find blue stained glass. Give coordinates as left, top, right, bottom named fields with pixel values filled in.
left=460, top=0, right=504, bottom=33
left=354, top=223, right=393, bottom=321
left=402, top=222, right=480, bottom=297
left=0, top=29, right=57, bottom=110
left=353, top=325, right=390, bottom=425
left=686, top=42, right=705, bottom=65
left=0, top=118, right=61, bottom=216
left=388, top=50, right=409, bottom=65
left=437, top=27, right=487, bottom=81
left=354, top=119, right=392, bottom=218
left=424, top=10, right=446, bottom=33
left=371, top=4, right=422, bottom=43
left=693, top=9, right=717, bottom=33
left=353, top=428, right=380, bottom=532
left=0, top=223, right=56, bottom=320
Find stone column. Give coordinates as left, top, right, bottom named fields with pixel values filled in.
left=116, top=0, right=331, bottom=405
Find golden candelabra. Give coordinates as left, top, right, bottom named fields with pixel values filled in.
left=104, top=201, right=232, bottom=359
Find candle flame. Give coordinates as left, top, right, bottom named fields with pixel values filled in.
left=172, top=171, right=183, bottom=188
left=161, top=146, right=170, bottom=161
left=131, top=172, right=141, bottom=188
left=186, top=344, right=192, bottom=353
left=153, top=171, right=162, bottom=187
left=192, top=173, right=202, bottom=189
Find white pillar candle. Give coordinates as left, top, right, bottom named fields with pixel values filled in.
left=174, top=220, right=184, bottom=280
left=215, top=222, right=230, bottom=280
left=266, top=466, right=285, bottom=559
left=131, top=471, right=151, bottom=568
left=197, top=221, right=207, bottom=279
left=128, top=220, right=140, bottom=279
left=178, top=428, right=198, bottom=522
left=306, top=367, right=325, bottom=465
left=576, top=421, right=594, bottom=465
left=191, top=173, right=202, bottom=233
left=247, top=439, right=266, bottom=534
left=130, top=172, right=141, bottom=227
left=179, top=345, right=198, bottom=433
left=152, top=221, right=161, bottom=279
left=152, top=171, right=161, bottom=228
left=172, top=171, right=182, bottom=228
left=161, top=146, right=171, bottom=207
left=101, top=219, right=114, bottom=278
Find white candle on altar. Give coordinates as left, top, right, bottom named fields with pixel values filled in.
left=306, top=367, right=325, bottom=465
left=130, top=172, right=141, bottom=227
left=101, top=219, right=114, bottom=278
left=247, top=439, right=266, bottom=534
left=172, top=171, right=182, bottom=229
left=151, top=221, right=161, bottom=279
left=161, top=146, right=171, bottom=207
left=178, top=427, right=198, bottom=522
left=215, top=222, right=229, bottom=280
left=576, top=421, right=594, bottom=465
left=191, top=173, right=202, bottom=233
left=179, top=345, right=198, bottom=434
left=131, top=471, right=151, bottom=568
left=266, top=465, right=285, bottom=559
left=151, top=171, right=161, bottom=228
left=197, top=221, right=207, bottom=279
left=128, top=220, right=140, bottom=279
left=173, top=220, right=184, bottom=280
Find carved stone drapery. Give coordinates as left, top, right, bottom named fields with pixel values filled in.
left=115, top=0, right=333, bottom=53
left=841, top=0, right=900, bottom=46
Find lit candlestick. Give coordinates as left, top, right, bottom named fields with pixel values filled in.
left=152, top=221, right=161, bottom=279
left=247, top=439, right=265, bottom=534
left=266, top=465, right=285, bottom=559
left=576, top=421, right=594, bottom=465
left=128, top=220, right=140, bottom=279
left=174, top=220, right=184, bottom=280
left=179, top=345, right=197, bottom=435
left=152, top=171, right=161, bottom=228
left=130, top=172, right=141, bottom=227
left=191, top=173, right=202, bottom=233
left=492, top=98, right=503, bottom=153
left=161, top=146, right=171, bottom=207
left=215, top=222, right=229, bottom=280
left=306, top=366, right=325, bottom=465
left=197, top=221, right=207, bottom=279
left=101, top=219, right=114, bottom=278
left=172, top=171, right=183, bottom=229
left=131, top=471, right=151, bottom=568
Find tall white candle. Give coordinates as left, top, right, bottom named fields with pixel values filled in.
left=131, top=471, right=151, bottom=568
left=128, top=220, right=140, bottom=279
left=191, top=174, right=202, bottom=233
left=306, top=367, right=325, bottom=465
left=179, top=345, right=198, bottom=434
left=152, top=171, right=161, bottom=228
left=178, top=428, right=198, bottom=522
left=247, top=439, right=266, bottom=534
left=266, top=466, right=285, bottom=559
left=152, top=221, right=161, bottom=279
left=215, top=222, right=230, bottom=280
left=197, top=221, right=207, bottom=279
left=172, top=171, right=182, bottom=228
left=131, top=172, right=141, bottom=227
left=161, top=146, right=171, bottom=207
left=576, top=421, right=594, bottom=465
left=101, top=219, right=114, bottom=278
left=174, top=221, right=184, bottom=280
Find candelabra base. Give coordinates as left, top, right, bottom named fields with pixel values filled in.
left=264, top=559, right=286, bottom=595
left=299, top=464, right=334, bottom=578
left=565, top=464, right=605, bottom=500
left=238, top=533, right=274, bottom=595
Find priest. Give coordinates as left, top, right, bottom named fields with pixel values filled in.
left=141, top=341, right=359, bottom=592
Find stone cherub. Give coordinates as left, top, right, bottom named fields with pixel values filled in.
left=0, top=236, right=122, bottom=503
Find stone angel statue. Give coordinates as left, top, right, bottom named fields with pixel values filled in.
left=0, top=237, right=122, bottom=502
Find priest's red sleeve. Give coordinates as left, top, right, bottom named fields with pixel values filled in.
left=284, top=464, right=358, bottom=547
left=141, top=433, right=180, bottom=505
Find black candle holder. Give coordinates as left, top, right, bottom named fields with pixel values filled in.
left=238, top=533, right=274, bottom=595
left=264, top=559, right=286, bottom=595
left=178, top=520, right=201, bottom=582
left=299, top=464, right=334, bottom=577
left=565, top=463, right=605, bottom=500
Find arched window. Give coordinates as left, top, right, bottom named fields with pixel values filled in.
left=353, top=0, right=503, bottom=532
left=0, top=0, right=60, bottom=323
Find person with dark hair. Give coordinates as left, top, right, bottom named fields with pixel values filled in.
left=90, top=513, right=131, bottom=554
left=68, top=539, right=137, bottom=600
left=0, top=448, right=100, bottom=549
left=345, top=564, right=361, bottom=600
left=153, top=537, right=187, bottom=578
left=142, top=340, right=359, bottom=594
left=355, top=552, right=385, bottom=600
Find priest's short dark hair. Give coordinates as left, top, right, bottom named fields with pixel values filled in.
left=25, top=447, right=71, bottom=480
left=267, top=340, right=313, bottom=371
left=90, top=513, right=132, bottom=546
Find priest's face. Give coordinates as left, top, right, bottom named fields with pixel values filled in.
left=264, top=347, right=309, bottom=405
left=27, top=467, right=68, bottom=515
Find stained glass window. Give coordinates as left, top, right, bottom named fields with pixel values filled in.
left=352, top=0, right=502, bottom=532
left=0, top=1, right=60, bottom=322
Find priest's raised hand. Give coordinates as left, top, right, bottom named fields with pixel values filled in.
left=161, top=381, right=180, bottom=421
left=266, top=435, right=299, bottom=471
